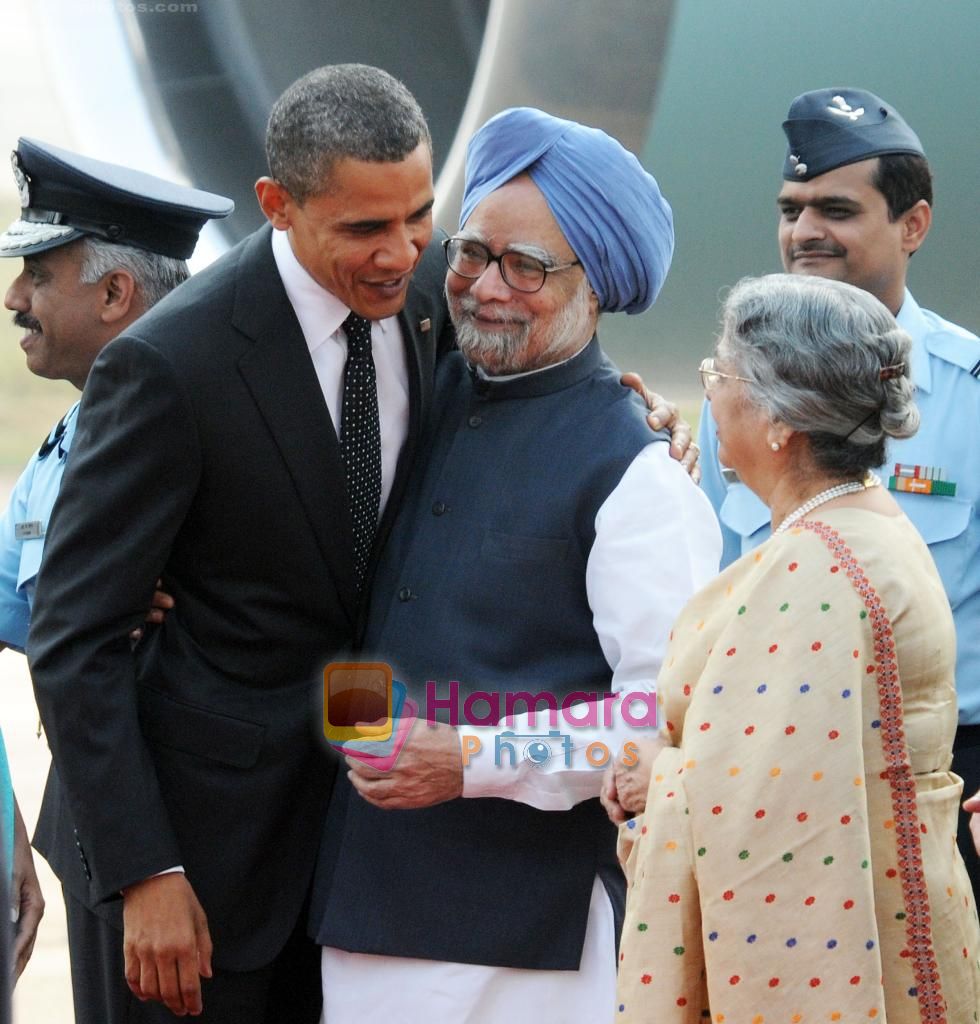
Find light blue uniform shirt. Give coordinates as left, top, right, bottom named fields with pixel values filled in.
left=698, top=291, right=980, bottom=723
left=0, top=402, right=79, bottom=653
left=0, top=403, right=77, bottom=872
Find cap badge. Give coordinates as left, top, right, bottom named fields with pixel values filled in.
left=789, top=154, right=808, bottom=177
left=10, top=151, right=30, bottom=207
left=827, top=95, right=865, bottom=121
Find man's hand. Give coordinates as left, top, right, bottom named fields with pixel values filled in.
left=346, top=720, right=462, bottom=809
left=122, top=873, right=213, bottom=1017
left=11, top=799, right=43, bottom=981
left=964, top=789, right=980, bottom=856
left=130, top=580, right=175, bottom=643
left=621, top=371, right=700, bottom=483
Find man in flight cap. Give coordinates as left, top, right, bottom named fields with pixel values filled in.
left=309, top=106, right=720, bottom=1024
left=696, top=87, right=980, bottom=893
left=0, top=137, right=231, bottom=1002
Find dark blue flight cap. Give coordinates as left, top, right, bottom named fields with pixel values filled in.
left=0, top=137, right=234, bottom=259
left=782, top=88, right=925, bottom=181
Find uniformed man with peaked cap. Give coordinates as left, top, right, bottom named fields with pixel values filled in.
left=0, top=137, right=232, bottom=1013
left=696, top=87, right=980, bottom=896
left=2, top=136, right=233, bottom=260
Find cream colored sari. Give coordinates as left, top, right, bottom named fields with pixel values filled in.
left=617, top=509, right=980, bottom=1023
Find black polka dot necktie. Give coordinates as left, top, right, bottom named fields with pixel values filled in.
left=340, top=312, right=382, bottom=588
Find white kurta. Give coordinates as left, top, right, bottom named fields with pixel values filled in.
left=320, top=421, right=722, bottom=1022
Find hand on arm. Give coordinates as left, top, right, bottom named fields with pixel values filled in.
left=129, top=580, right=175, bottom=643
left=620, top=371, right=700, bottom=482
left=122, top=873, right=212, bottom=1016
left=11, top=797, right=43, bottom=981
left=346, top=720, right=463, bottom=809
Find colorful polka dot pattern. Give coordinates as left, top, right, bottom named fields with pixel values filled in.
left=340, top=312, right=382, bottom=588
left=616, top=513, right=980, bottom=1023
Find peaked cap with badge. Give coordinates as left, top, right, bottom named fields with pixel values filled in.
left=0, top=137, right=234, bottom=259
left=782, top=87, right=925, bottom=181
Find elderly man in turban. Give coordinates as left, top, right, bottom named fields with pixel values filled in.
left=307, top=107, right=721, bottom=1023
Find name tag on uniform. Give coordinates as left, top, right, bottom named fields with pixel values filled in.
left=14, top=521, right=44, bottom=540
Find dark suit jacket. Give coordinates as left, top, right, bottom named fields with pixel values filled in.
left=28, top=225, right=452, bottom=970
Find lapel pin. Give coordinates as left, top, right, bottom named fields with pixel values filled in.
left=419, top=318, right=431, bottom=333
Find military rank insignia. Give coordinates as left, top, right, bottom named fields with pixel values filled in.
left=888, top=463, right=957, bottom=497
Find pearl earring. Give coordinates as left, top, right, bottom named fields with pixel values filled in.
left=770, top=442, right=781, bottom=452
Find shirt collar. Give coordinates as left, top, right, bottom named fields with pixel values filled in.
left=270, top=228, right=393, bottom=350
left=896, top=289, right=932, bottom=394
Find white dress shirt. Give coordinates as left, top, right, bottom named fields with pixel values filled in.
left=271, top=228, right=409, bottom=514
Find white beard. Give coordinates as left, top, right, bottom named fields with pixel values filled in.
left=448, top=276, right=595, bottom=375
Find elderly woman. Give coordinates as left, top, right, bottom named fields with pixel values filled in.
left=611, top=274, right=980, bottom=1022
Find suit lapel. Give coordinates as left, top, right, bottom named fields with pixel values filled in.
left=376, top=277, right=439, bottom=546
left=233, top=227, right=359, bottom=623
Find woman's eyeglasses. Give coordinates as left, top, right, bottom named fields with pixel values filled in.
left=698, top=357, right=753, bottom=393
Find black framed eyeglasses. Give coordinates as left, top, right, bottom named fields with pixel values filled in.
left=698, top=357, right=753, bottom=393
left=443, top=236, right=580, bottom=294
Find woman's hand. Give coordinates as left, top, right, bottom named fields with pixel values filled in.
left=601, top=736, right=660, bottom=824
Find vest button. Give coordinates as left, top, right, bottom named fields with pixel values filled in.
left=397, top=586, right=415, bottom=602
left=432, top=501, right=448, bottom=516
left=468, top=415, right=483, bottom=428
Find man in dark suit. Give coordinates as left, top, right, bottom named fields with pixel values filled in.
left=27, top=64, right=453, bottom=1022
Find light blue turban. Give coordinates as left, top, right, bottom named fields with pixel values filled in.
left=460, top=107, right=674, bottom=315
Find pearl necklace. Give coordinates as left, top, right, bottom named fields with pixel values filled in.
left=774, top=472, right=881, bottom=535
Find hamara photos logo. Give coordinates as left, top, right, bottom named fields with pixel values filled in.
left=323, top=664, right=656, bottom=772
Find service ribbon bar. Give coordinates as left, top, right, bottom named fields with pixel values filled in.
left=888, top=463, right=957, bottom=496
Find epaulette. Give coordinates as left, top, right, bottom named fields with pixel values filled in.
left=925, top=328, right=980, bottom=378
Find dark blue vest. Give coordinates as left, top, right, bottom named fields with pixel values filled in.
left=311, top=339, right=665, bottom=969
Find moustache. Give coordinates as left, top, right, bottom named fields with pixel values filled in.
left=789, top=241, right=846, bottom=259
left=454, top=295, right=530, bottom=326
left=13, top=312, right=41, bottom=333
